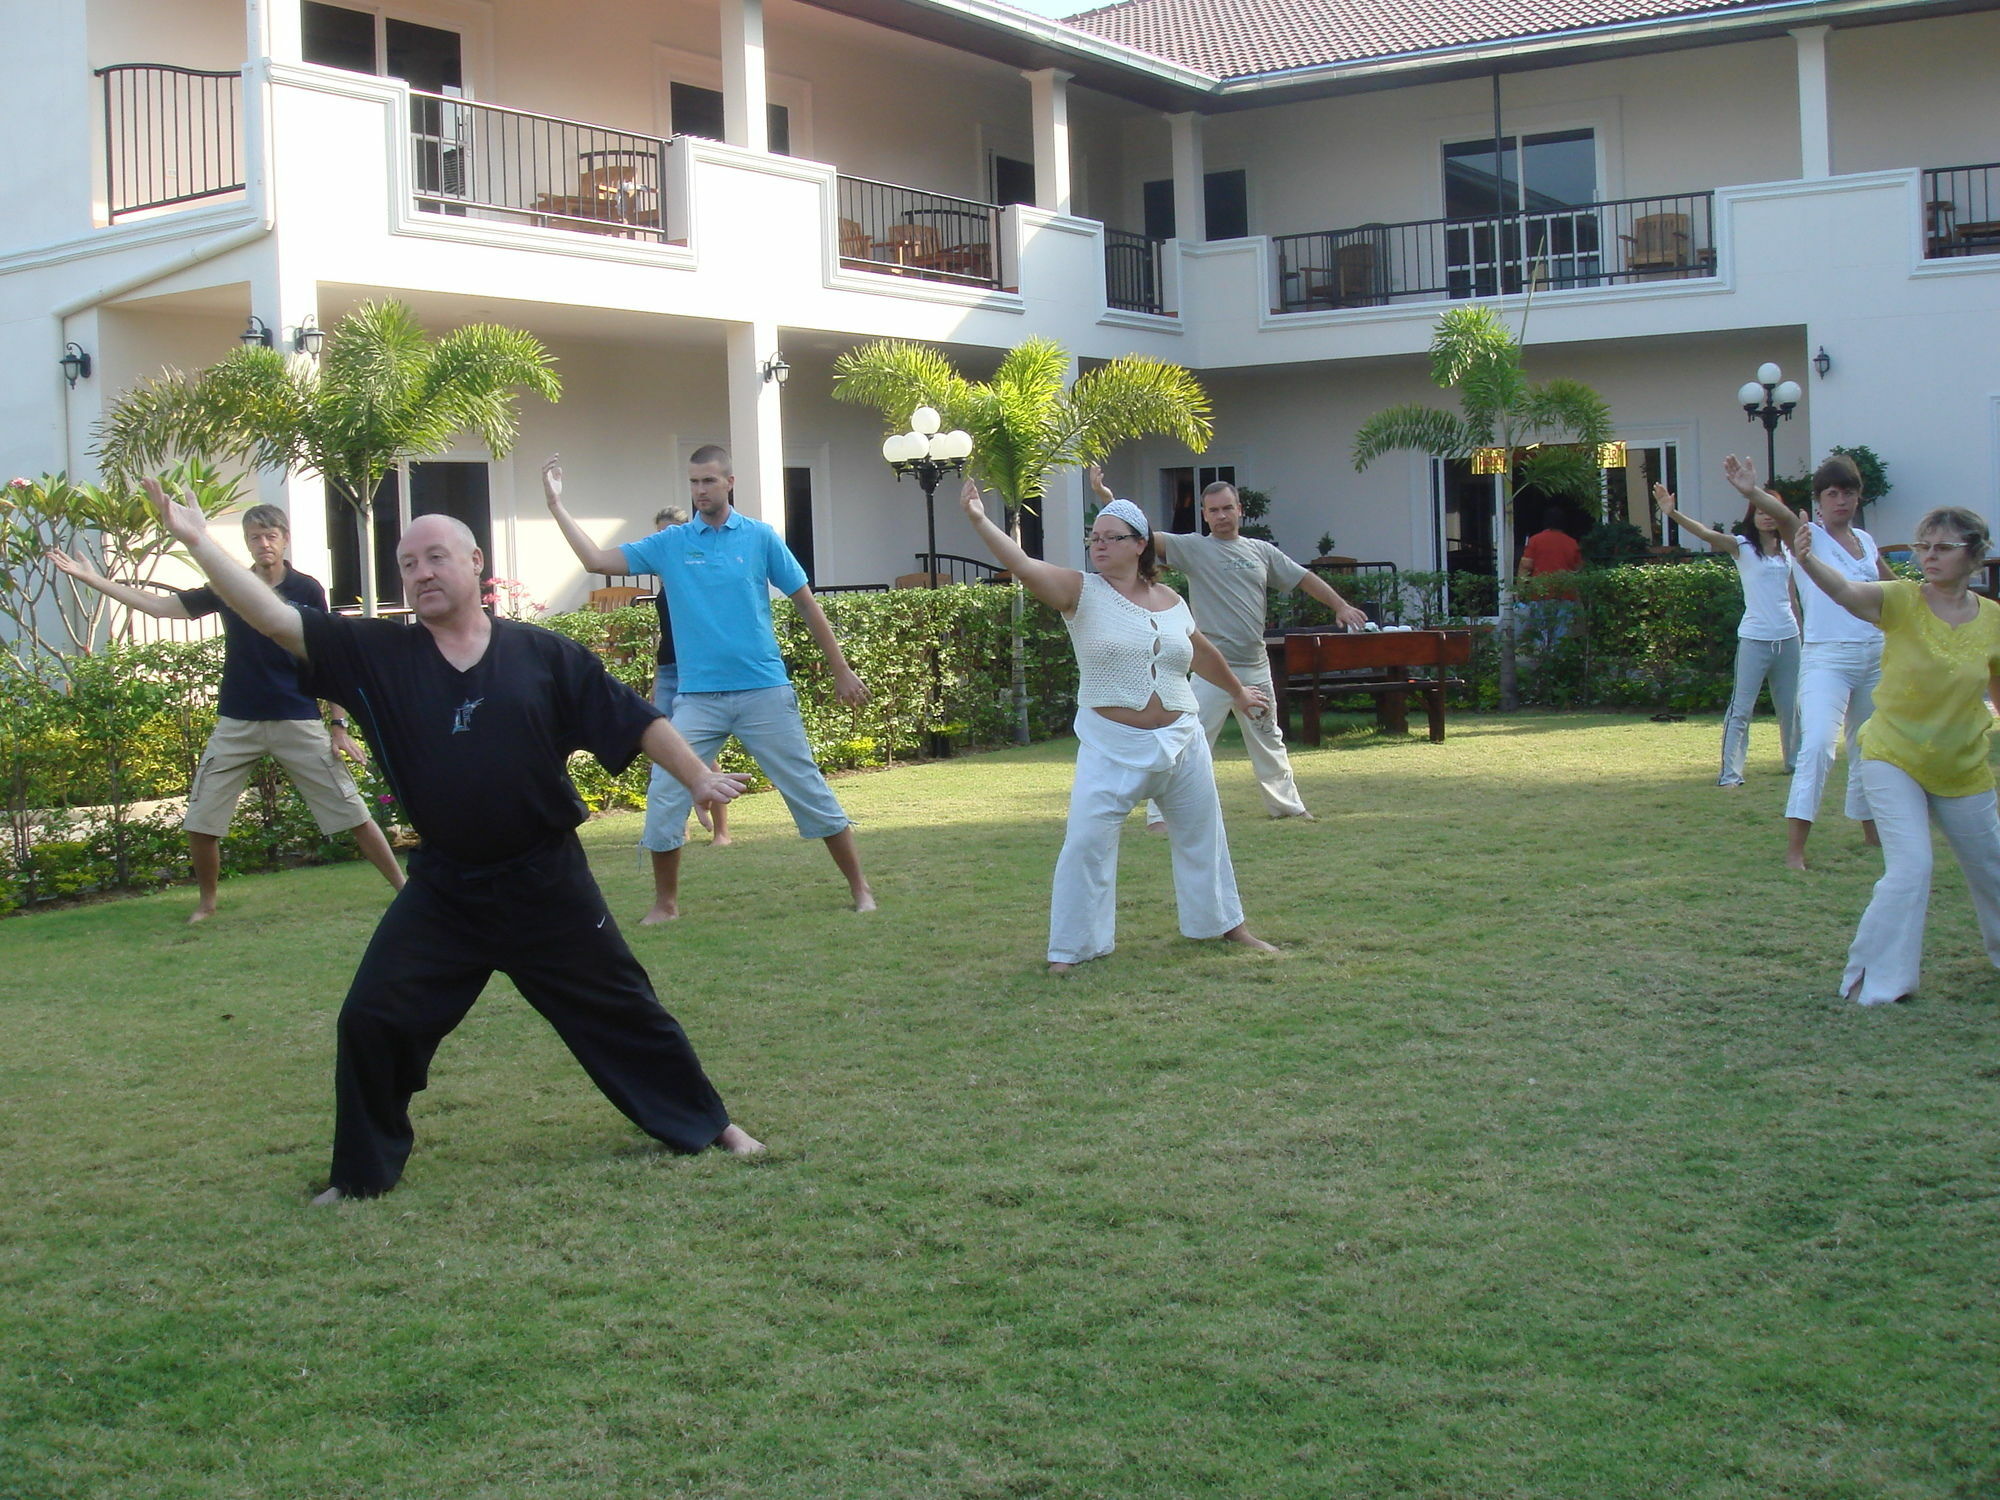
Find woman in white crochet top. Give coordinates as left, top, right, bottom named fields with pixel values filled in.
left=959, top=477, right=1278, bottom=974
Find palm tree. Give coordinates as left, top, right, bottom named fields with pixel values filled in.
left=1351, top=305, right=1614, bottom=710
left=98, top=300, right=560, bottom=615
left=832, top=336, right=1212, bottom=741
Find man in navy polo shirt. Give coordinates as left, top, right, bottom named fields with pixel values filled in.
left=543, top=447, right=875, bottom=922
left=47, top=504, right=405, bottom=923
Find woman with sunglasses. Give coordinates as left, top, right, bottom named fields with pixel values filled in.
left=1737, top=467, right=2000, bottom=1003
left=959, top=477, right=1278, bottom=974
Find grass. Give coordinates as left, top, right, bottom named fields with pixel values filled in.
left=4, top=711, right=1999, bottom=1499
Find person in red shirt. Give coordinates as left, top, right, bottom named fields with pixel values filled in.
left=1517, top=505, right=1587, bottom=644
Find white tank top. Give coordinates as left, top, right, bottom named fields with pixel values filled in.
left=1064, top=573, right=1200, bottom=714
left=1731, top=539, right=1799, bottom=641
left=1790, top=523, right=1883, bottom=646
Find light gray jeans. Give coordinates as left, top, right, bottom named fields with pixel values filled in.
left=1718, top=634, right=1799, bottom=786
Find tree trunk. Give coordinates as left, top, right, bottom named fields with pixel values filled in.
left=1007, top=507, right=1030, bottom=744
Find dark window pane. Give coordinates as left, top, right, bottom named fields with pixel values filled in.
left=1520, top=129, right=1595, bottom=210
left=994, top=155, right=1035, bottom=207
left=1443, top=137, right=1517, bottom=219
left=410, top=462, right=491, bottom=571
left=385, top=18, right=462, bottom=91
left=327, top=471, right=404, bottom=609
left=303, top=2, right=375, bottom=74
left=1142, top=179, right=1175, bottom=240
left=783, top=467, right=814, bottom=583
left=1205, top=169, right=1246, bottom=240
left=768, top=104, right=790, bottom=156
left=671, top=82, right=725, bottom=141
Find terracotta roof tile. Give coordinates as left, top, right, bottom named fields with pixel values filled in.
left=1063, top=0, right=1774, bottom=77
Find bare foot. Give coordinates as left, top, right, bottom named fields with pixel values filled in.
left=710, top=832, right=733, bottom=848
left=1145, top=821, right=1168, bottom=835
left=1785, top=851, right=1808, bottom=872
left=187, top=903, right=217, bottom=925
left=310, top=1186, right=344, bottom=1206
left=639, top=904, right=679, bottom=925
left=1223, top=924, right=1279, bottom=953
left=716, top=1124, right=765, bottom=1155
left=1272, top=810, right=1318, bottom=821
left=852, top=887, right=877, bottom=913
left=1048, top=961, right=1074, bottom=976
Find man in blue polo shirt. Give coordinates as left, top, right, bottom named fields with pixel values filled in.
left=543, top=447, right=874, bottom=922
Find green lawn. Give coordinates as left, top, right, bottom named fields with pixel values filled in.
left=4, top=712, right=1998, bottom=1499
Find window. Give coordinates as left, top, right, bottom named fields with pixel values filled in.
left=303, top=4, right=463, bottom=91
left=327, top=461, right=491, bottom=609
left=1159, top=464, right=1235, bottom=534
left=783, top=467, right=815, bottom=584
left=668, top=81, right=790, bottom=154
left=1139, top=170, right=1247, bottom=241
left=1442, top=129, right=1598, bottom=296
left=992, top=155, right=1035, bottom=208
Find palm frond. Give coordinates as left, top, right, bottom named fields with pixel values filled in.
left=1068, top=357, right=1213, bottom=459
left=1352, top=406, right=1473, bottom=469
left=1515, top=378, right=1615, bottom=448
left=829, top=341, right=970, bottom=428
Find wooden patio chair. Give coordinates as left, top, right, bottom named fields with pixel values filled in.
left=839, top=217, right=876, bottom=260
left=880, top=222, right=943, bottom=271
left=587, top=585, right=651, bottom=612
left=1620, top=213, right=1692, bottom=276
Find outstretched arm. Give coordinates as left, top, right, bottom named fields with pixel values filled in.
left=959, top=479, right=1083, bottom=614
left=1296, top=568, right=1370, bottom=630
left=1788, top=519, right=1884, bottom=624
left=1189, top=629, right=1269, bottom=719
left=42, top=549, right=193, bottom=619
left=143, top=478, right=305, bottom=657
left=788, top=586, right=869, bottom=707
left=542, top=456, right=633, bottom=577
left=1653, top=484, right=1738, bottom=553
left=1721, top=456, right=1805, bottom=548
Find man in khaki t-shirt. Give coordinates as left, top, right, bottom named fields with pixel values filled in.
left=1091, top=472, right=1366, bottom=823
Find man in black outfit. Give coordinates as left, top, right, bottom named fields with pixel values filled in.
left=147, top=480, right=764, bottom=1203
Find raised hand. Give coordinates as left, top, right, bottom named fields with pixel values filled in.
left=1651, top=482, right=1677, bottom=516
left=43, top=548, right=96, bottom=582
left=1085, top=463, right=1115, bottom=504
left=541, top=455, right=563, bottom=506
left=959, top=477, right=988, bottom=526
left=1787, top=522, right=1814, bottom=562
left=1721, top=455, right=1763, bottom=498
left=142, top=476, right=207, bottom=547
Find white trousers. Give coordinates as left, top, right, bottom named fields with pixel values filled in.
left=1050, top=710, right=1246, bottom=965
left=1143, top=663, right=1308, bottom=824
left=1842, top=759, right=2000, bottom=1004
left=1719, top=634, right=1799, bottom=786
left=1785, top=640, right=1881, bottom=824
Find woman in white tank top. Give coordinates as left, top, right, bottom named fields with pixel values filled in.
left=957, top=477, right=1278, bottom=974
left=1654, top=483, right=1800, bottom=788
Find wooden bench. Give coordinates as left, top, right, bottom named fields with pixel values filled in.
left=1270, top=628, right=1473, bottom=743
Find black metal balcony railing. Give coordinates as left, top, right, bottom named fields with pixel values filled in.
left=915, top=552, right=1005, bottom=584
left=837, top=176, right=1001, bottom=289
left=1105, top=227, right=1164, bottom=314
left=407, top=90, right=671, bottom=241
left=1274, top=191, right=1717, bottom=313
left=96, top=63, right=244, bottom=221
left=1923, top=162, right=2000, bottom=257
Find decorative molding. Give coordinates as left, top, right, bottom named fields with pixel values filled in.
left=0, top=203, right=263, bottom=278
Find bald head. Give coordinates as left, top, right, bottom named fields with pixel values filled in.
left=397, top=513, right=485, bottom=622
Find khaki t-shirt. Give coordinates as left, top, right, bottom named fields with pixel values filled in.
left=1159, top=532, right=1308, bottom=669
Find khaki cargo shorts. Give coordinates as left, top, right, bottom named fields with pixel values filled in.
left=182, top=716, right=372, bottom=837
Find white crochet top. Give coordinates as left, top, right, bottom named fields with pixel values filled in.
left=1064, top=573, right=1200, bottom=713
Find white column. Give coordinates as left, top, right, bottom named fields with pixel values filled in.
left=1792, top=26, right=1832, bottom=180
left=1041, top=356, right=1086, bottom=570
left=726, top=321, right=785, bottom=536
left=1168, top=111, right=1206, bottom=243
left=248, top=0, right=302, bottom=63
left=721, top=0, right=769, bottom=154
left=1022, top=68, right=1073, bottom=216
left=249, top=253, right=330, bottom=573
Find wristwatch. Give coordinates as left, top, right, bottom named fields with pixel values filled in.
left=328, top=718, right=349, bottom=731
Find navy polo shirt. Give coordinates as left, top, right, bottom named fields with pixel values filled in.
left=176, top=566, right=327, bottom=720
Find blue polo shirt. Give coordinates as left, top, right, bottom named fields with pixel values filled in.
left=620, top=509, right=808, bottom=693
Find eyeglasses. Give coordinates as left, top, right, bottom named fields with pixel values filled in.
left=1086, top=530, right=1143, bottom=545
left=1910, top=541, right=1973, bottom=556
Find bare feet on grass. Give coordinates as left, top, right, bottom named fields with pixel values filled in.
left=187, top=903, right=217, bottom=925
left=1048, top=961, right=1074, bottom=977
left=639, top=904, right=679, bottom=925
left=310, top=1187, right=345, bottom=1206
left=1144, top=821, right=1168, bottom=835
left=852, top=886, right=877, bottom=913
left=1223, top=924, right=1278, bottom=954
left=709, top=831, right=734, bottom=848
left=716, top=1124, right=765, bottom=1155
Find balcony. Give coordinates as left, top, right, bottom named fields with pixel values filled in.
left=1105, top=227, right=1165, bottom=315
left=835, top=176, right=1002, bottom=290
left=1923, top=162, right=2000, bottom=257
left=1272, top=191, right=1717, bottom=314
left=96, top=63, right=245, bottom=221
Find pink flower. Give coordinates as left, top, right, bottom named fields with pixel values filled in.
left=9, top=478, right=29, bottom=489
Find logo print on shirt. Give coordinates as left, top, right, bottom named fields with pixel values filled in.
left=450, top=697, right=485, bottom=735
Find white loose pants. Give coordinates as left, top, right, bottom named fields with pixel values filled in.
left=1785, top=640, right=1882, bottom=824
left=1842, top=759, right=2000, bottom=1005
left=1050, top=710, right=1246, bottom=966
left=1143, top=663, right=1308, bottom=824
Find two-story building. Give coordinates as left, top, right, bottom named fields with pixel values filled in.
left=3, top=0, right=1996, bottom=611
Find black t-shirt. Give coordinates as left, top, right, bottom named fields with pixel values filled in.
left=177, top=567, right=327, bottom=720
left=653, top=591, right=676, bottom=669
left=297, top=613, right=662, bottom=863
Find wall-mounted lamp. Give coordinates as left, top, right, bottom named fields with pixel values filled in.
left=292, top=319, right=326, bottom=356
left=240, top=315, right=274, bottom=348
left=59, top=342, right=93, bottom=389
left=1812, top=346, right=1832, bottom=378
left=761, top=352, right=791, bottom=386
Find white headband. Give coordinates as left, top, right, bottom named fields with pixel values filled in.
left=1097, top=497, right=1150, bottom=541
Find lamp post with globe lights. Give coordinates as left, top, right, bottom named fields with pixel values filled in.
left=1738, top=361, right=1803, bottom=484
left=881, top=405, right=974, bottom=586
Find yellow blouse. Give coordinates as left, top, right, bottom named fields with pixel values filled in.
left=1858, top=581, right=2000, bottom=796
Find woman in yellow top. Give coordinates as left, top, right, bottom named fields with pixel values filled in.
left=1740, top=463, right=2000, bottom=1003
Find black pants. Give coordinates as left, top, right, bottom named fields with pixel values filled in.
left=329, top=833, right=729, bottom=1196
